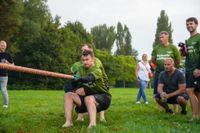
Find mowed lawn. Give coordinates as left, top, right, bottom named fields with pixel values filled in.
left=0, top=88, right=200, bottom=133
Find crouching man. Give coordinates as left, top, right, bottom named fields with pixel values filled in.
left=62, top=50, right=111, bottom=128
left=155, top=58, right=189, bottom=114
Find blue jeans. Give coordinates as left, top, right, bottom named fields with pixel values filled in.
left=136, top=77, right=148, bottom=102
left=0, top=77, right=8, bottom=105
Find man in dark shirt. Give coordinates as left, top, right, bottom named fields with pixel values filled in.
left=0, top=40, right=14, bottom=108
left=155, top=58, right=188, bottom=114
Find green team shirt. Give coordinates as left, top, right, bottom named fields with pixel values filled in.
left=179, top=57, right=185, bottom=69
left=78, top=65, right=111, bottom=96
left=152, top=43, right=180, bottom=73
left=71, top=57, right=109, bottom=86
left=185, top=33, right=200, bottom=74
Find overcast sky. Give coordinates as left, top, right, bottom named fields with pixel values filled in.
left=47, top=0, right=200, bottom=59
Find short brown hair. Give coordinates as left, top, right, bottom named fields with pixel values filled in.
left=81, top=43, right=93, bottom=49
left=159, top=31, right=169, bottom=36
left=186, top=17, right=198, bottom=24
left=82, top=50, right=94, bottom=58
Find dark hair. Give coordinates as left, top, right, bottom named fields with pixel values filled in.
left=82, top=50, right=94, bottom=58
left=186, top=17, right=198, bottom=24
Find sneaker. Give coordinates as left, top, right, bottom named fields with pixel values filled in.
left=62, top=122, right=73, bottom=128
left=145, top=101, right=149, bottom=104
left=136, top=101, right=140, bottom=104
left=165, top=109, right=173, bottom=114
left=3, top=105, right=8, bottom=108
left=181, top=110, right=187, bottom=115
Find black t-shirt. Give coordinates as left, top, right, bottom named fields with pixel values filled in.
left=0, top=52, right=14, bottom=76
left=158, top=69, right=185, bottom=93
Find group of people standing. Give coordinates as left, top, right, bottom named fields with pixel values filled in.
left=135, top=17, right=200, bottom=121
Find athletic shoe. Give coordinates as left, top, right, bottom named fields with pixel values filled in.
left=165, top=109, right=173, bottom=114
left=145, top=101, right=149, bottom=104
left=136, top=101, right=140, bottom=104
left=62, top=122, right=73, bottom=128
left=181, top=110, right=187, bottom=115
left=3, top=105, right=8, bottom=108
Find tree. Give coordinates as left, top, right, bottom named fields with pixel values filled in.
left=153, top=10, right=173, bottom=47
left=65, top=21, right=92, bottom=44
left=91, top=24, right=116, bottom=53
left=0, top=0, right=23, bottom=50
left=115, top=22, right=133, bottom=56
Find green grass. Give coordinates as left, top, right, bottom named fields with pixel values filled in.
left=0, top=88, right=200, bottom=133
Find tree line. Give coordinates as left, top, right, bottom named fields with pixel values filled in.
left=0, top=0, right=173, bottom=89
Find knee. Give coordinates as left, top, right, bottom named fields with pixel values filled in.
left=155, top=97, right=160, bottom=102
left=64, top=92, right=75, bottom=100
left=84, top=96, right=95, bottom=105
left=186, top=88, right=194, bottom=95
left=177, top=96, right=185, bottom=103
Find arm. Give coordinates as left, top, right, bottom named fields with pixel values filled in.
left=75, top=73, right=95, bottom=83
left=151, top=56, right=156, bottom=65
left=157, top=83, right=165, bottom=94
left=135, top=63, right=139, bottom=80
left=167, top=83, right=186, bottom=99
left=193, top=55, right=200, bottom=77
left=174, top=46, right=181, bottom=68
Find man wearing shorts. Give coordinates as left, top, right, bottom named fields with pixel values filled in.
left=155, top=58, right=188, bottom=114
left=65, top=43, right=108, bottom=122
left=62, top=50, right=111, bottom=128
left=185, top=17, right=200, bottom=120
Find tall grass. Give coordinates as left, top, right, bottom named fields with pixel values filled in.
left=0, top=88, right=199, bottom=133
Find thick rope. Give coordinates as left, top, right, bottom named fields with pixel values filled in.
left=0, top=63, right=73, bottom=79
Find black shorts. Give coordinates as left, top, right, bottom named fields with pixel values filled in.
left=186, top=74, right=200, bottom=92
left=155, top=93, right=189, bottom=104
left=75, top=93, right=111, bottom=113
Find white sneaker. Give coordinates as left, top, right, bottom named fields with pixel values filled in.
left=62, top=122, right=73, bottom=128
left=3, top=105, right=8, bottom=108
left=145, top=102, right=149, bottom=104
left=136, top=101, right=140, bottom=104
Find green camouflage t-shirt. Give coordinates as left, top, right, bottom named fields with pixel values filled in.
left=71, top=57, right=109, bottom=88
left=185, top=33, right=200, bottom=74
left=78, top=65, right=110, bottom=96
left=152, top=44, right=180, bottom=73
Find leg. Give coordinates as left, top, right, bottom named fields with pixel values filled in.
left=173, top=104, right=179, bottom=113
left=136, top=79, right=142, bottom=103
left=0, top=77, right=8, bottom=107
left=176, top=96, right=187, bottom=114
left=155, top=96, right=172, bottom=113
left=63, top=92, right=81, bottom=127
left=195, top=92, right=200, bottom=119
left=186, top=88, right=199, bottom=119
left=140, top=80, right=148, bottom=103
left=84, top=96, right=98, bottom=128
left=75, top=88, right=86, bottom=121
left=99, top=111, right=106, bottom=122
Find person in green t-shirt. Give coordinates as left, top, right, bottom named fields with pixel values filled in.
left=62, top=50, right=111, bottom=128
left=178, top=56, right=186, bottom=75
left=151, top=31, right=181, bottom=95
left=66, top=44, right=108, bottom=122
left=151, top=31, right=181, bottom=112
left=185, top=17, right=200, bottom=120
